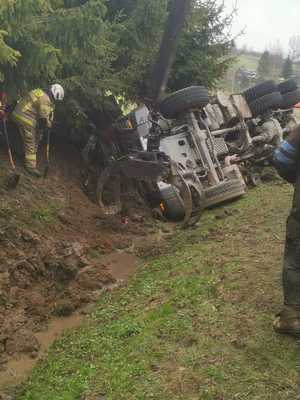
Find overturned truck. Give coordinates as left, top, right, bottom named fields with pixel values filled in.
left=94, top=1, right=300, bottom=227
left=95, top=0, right=246, bottom=227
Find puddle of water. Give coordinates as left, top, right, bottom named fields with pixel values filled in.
left=0, top=357, right=36, bottom=390
left=101, top=252, right=138, bottom=281
left=36, top=314, right=82, bottom=351
left=0, top=314, right=82, bottom=389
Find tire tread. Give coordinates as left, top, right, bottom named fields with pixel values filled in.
left=159, top=86, right=209, bottom=119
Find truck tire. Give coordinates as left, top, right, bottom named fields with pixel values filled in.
left=281, top=89, right=300, bottom=109
left=243, top=80, right=277, bottom=103
left=247, top=171, right=262, bottom=187
left=159, top=86, right=209, bottom=119
left=160, top=185, right=185, bottom=222
left=249, top=91, right=283, bottom=117
left=278, top=79, right=298, bottom=95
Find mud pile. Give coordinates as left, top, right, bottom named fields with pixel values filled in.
left=0, top=225, right=115, bottom=365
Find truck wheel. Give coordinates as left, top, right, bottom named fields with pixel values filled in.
left=278, top=79, right=298, bottom=95
left=243, top=80, right=277, bottom=103
left=138, top=182, right=162, bottom=208
left=159, top=86, right=209, bottom=119
left=160, top=185, right=186, bottom=222
left=247, top=172, right=261, bottom=187
left=249, top=91, right=283, bottom=117
left=281, top=89, right=300, bottom=109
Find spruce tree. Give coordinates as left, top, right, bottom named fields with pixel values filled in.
left=257, top=51, right=272, bottom=81
left=282, top=56, right=294, bottom=79
left=169, top=0, right=236, bottom=90
left=0, top=0, right=115, bottom=96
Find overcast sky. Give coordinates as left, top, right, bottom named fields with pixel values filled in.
left=223, top=0, right=300, bottom=53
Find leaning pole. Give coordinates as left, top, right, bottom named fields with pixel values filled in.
left=150, top=0, right=192, bottom=103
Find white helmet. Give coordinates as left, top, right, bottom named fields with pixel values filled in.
left=50, top=84, right=64, bottom=101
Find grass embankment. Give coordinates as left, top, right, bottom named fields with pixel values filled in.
left=237, top=54, right=259, bottom=71
left=17, top=183, right=300, bottom=400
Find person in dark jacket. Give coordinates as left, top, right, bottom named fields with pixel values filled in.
left=273, top=124, right=300, bottom=336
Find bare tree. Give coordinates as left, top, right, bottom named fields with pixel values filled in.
left=269, top=39, right=284, bottom=58
left=269, top=40, right=284, bottom=74
left=289, top=35, right=300, bottom=61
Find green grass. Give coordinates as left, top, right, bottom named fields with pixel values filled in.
left=16, top=183, right=300, bottom=400
left=31, top=200, right=61, bottom=224
left=237, top=54, right=260, bottom=71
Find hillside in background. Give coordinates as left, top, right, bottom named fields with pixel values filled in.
left=222, top=50, right=300, bottom=93
left=236, top=53, right=260, bottom=71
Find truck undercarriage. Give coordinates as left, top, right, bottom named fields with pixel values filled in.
left=89, top=1, right=300, bottom=227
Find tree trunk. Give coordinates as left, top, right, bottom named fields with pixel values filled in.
left=150, top=0, right=192, bottom=103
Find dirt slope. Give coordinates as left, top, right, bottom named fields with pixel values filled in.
left=0, top=145, right=161, bottom=377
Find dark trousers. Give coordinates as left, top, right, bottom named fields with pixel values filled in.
left=283, top=214, right=300, bottom=308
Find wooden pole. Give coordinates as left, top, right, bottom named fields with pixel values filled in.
left=150, top=0, right=192, bottom=103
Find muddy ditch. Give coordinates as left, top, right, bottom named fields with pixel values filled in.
left=0, top=146, right=176, bottom=391
left=0, top=226, right=139, bottom=389
left=0, top=218, right=173, bottom=390
left=0, top=251, right=139, bottom=389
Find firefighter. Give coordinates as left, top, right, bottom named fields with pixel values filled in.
left=11, top=84, right=64, bottom=177
left=273, top=124, right=300, bottom=337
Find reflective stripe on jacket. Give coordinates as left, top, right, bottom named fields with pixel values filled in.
left=273, top=140, right=299, bottom=184
left=11, top=89, right=54, bottom=128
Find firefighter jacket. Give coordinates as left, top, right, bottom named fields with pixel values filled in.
left=11, top=89, right=54, bottom=129
left=274, top=131, right=300, bottom=220
left=274, top=137, right=299, bottom=184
